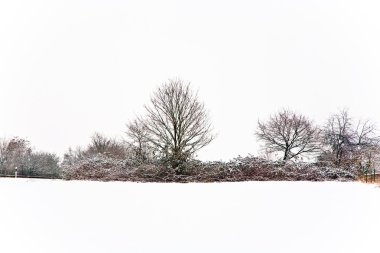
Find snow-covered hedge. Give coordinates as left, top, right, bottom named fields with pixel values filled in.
left=62, top=155, right=357, bottom=182
left=62, top=154, right=126, bottom=181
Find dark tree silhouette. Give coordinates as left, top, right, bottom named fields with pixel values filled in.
left=256, top=109, right=320, bottom=161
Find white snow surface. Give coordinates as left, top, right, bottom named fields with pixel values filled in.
left=0, top=179, right=379, bottom=253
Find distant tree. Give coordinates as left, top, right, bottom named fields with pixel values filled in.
left=0, top=138, right=10, bottom=174
left=321, top=109, right=352, bottom=165
left=0, top=137, right=32, bottom=175
left=321, top=109, right=379, bottom=166
left=0, top=137, right=61, bottom=177
left=256, top=109, right=320, bottom=161
left=141, top=79, right=215, bottom=168
left=62, top=147, right=86, bottom=167
left=87, top=133, right=127, bottom=160
left=25, top=152, right=61, bottom=178
left=125, top=119, right=155, bottom=162
left=63, top=133, right=127, bottom=168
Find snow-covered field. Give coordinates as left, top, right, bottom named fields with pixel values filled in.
left=0, top=179, right=379, bottom=253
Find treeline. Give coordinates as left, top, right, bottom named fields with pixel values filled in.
left=0, top=137, right=60, bottom=178
left=1, top=78, right=378, bottom=181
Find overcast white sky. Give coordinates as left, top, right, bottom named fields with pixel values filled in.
left=1, top=0, right=380, bottom=161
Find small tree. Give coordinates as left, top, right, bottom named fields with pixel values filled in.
left=87, top=133, right=127, bottom=160
left=141, top=78, right=215, bottom=168
left=125, top=119, right=155, bottom=162
left=321, top=109, right=352, bottom=166
left=62, top=147, right=86, bottom=167
left=256, top=109, right=320, bottom=161
left=63, top=133, right=127, bottom=167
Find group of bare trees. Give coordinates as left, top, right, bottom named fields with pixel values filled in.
left=2, top=78, right=376, bottom=181
left=320, top=110, right=379, bottom=167
left=256, top=109, right=379, bottom=170
left=63, top=78, right=378, bottom=173
left=63, top=79, right=215, bottom=171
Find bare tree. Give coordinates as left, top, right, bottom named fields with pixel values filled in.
left=321, top=109, right=352, bottom=165
left=256, top=109, right=320, bottom=161
left=87, top=133, right=127, bottom=159
left=353, top=121, right=380, bottom=172
left=62, top=147, right=86, bottom=167
left=141, top=78, right=215, bottom=168
left=322, top=109, right=379, bottom=166
left=353, top=120, right=378, bottom=148
left=63, top=133, right=127, bottom=170
left=125, top=119, right=155, bottom=162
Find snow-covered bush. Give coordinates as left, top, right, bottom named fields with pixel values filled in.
left=25, top=152, right=61, bottom=178
left=62, top=154, right=126, bottom=181
left=62, top=154, right=358, bottom=182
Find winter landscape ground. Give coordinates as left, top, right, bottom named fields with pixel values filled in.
left=0, top=179, right=379, bottom=253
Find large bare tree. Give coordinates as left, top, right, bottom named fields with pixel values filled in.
left=256, top=109, right=320, bottom=161
left=141, top=79, right=215, bottom=168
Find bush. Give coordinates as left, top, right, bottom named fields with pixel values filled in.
left=62, top=155, right=358, bottom=182
left=62, top=154, right=125, bottom=181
